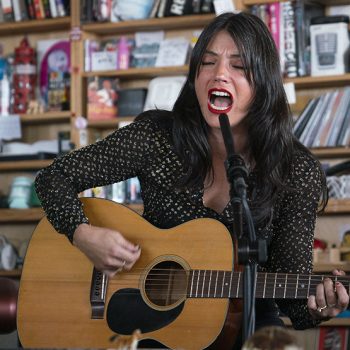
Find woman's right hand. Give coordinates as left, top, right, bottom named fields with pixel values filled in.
left=72, top=223, right=141, bottom=277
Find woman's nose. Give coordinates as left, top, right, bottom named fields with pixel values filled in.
left=214, top=61, right=229, bottom=83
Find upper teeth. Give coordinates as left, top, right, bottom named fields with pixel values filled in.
left=211, top=91, right=230, bottom=97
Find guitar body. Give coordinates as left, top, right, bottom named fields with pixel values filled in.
left=17, top=198, right=241, bottom=350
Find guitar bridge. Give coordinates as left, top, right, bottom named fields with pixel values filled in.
left=90, top=268, right=108, bottom=319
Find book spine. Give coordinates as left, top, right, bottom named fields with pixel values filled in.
left=326, top=88, right=350, bottom=146
left=12, top=0, right=23, bottom=21
left=49, top=0, right=58, bottom=17
left=268, top=3, right=280, bottom=53
left=26, top=0, right=36, bottom=19
left=42, top=0, right=52, bottom=18
left=283, top=1, right=297, bottom=78
left=55, top=0, right=66, bottom=17
left=157, top=0, right=168, bottom=18
left=294, top=0, right=306, bottom=76
left=1, top=0, right=14, bottom=21
left=33, top=0, right=43, bottom=19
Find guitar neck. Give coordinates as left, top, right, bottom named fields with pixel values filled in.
left=187, top=270, right=350, bottom=299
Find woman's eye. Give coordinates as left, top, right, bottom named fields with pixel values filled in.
left=201, top=61, right=214, bottom=66
left=231, top=64, right=244, bottom=70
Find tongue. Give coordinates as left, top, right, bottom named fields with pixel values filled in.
left=213, top=96, right=231, bottom=107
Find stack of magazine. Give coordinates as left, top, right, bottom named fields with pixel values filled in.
left=293, top=87, right=350, bottom=148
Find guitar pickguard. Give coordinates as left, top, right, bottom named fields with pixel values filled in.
left=106, top=288, right=184, bottom=334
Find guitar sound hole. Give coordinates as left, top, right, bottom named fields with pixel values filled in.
left=144, top=261, right=187, bottom=308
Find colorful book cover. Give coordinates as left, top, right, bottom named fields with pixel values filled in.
left=87, top=76, right=119, bottom=120
left=317, top=327, right=348, bottom=350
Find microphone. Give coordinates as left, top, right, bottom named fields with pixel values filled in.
left=219, top=113, right=235, bottom=157
left=219, top=113, right=248, bottom=197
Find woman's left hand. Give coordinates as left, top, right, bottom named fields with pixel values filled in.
left=308, top=269, right=349, bottom=319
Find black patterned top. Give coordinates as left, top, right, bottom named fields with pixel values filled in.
left=35, top=116, right=323, bottom=331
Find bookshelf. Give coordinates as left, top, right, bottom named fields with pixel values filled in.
left=82, top=14, right=216, bottom=35
left=0, top=17, right=70, bottom=36
left=242, top=0, right=350, bottom=5
left=82, top=65, right=189, bottom=79
left=0, top=0, right=349, bottom=338
left=0, top=159, right=53, bottom=171
left=20, top=111, right=71, bottom=124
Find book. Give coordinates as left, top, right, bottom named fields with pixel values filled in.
left=304, top=92, right=333, bottom=147
left=314, top=89, right=342, bottom=147
left=299, top=94, right=325, bottom=146
left=293, top=97, right=320, bottom=139
left=157, top=0, right=168, bottom=18
left=87, top=76, right=119, bottom=120
left=282, top=1, right=297, bottom=77
left=1, top=0, right=14, bottom=21
left=336, top=99, right=350, bottom=146
left=294, top=0, right=306, bottom=76
left=25, top=0, right=36, bottom=19
left=49, top=0, right=58, bottom=17
left=164, top=0, right=193, bottom=17
left=12, top=0, right=29, bottom=21
left=326, top=87, right=350, bottom=147
left=149, top=0, right=161, bottom=18
left=268, top=2, right=280, bottom=53
left=37, top=39, right=71, bottom=108
left=317, top=327, right=348, bottom=350
left=33, top=0, right=44, bottom=19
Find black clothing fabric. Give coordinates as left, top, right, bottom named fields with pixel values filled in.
left=35, top=115, right=323, bottom=332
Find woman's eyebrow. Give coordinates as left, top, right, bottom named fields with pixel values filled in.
left=203, top=50, right=241, bottom=58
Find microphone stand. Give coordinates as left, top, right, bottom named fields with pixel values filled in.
left=219, top=114, right=267, bottom=344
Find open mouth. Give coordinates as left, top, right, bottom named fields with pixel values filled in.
left=207, top=88, right=233, bottom=114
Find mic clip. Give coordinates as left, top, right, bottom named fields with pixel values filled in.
left=225, top=154, right=248, bottom=198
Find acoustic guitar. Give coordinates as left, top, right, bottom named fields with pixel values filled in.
left=17, top=198, right=349, bottom=350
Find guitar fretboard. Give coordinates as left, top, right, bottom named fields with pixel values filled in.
left=187, top=270, right=350, bottom=299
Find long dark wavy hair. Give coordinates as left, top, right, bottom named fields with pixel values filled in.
left=171, top=11, right=327, bottom=221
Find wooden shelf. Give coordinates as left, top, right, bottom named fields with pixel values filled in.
left=0, top=204, right=142, bottom=223
left=83, top=65, right=189, bottom=79
left=0, top=208, right=44, bottom=223
left=20, top=111, right=71, bottom=124
left=87, top=116, right=135, bottom=128
left=313, top=262, right=350, bottom=272
left=286, top=74, right=350, bottom=89
left=82, top=14, right=215, bottom=35
left=0, top=17, right=70, bottom=36
left=282, top=316, right=350, bottom=327
left=311, top=147, right=350, bottom=158
left=0, top=159, right=53, bottom=171
left=0, top=269, right=21, bottom=278
left=243, top=0, right=349, bottom=5
left=84, top=67, right=350, bottom=90
left=324, top=199, right=350, bottom=215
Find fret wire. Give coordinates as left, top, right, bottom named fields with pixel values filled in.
left=273, top=273, right=277, bottom=298
left=214, top=270, right=218, bottom=297
left=208, top=270, right=212, bottom=298
left=202, top=270, right=206, bottom=298
left=263, top=273, right=267, bottom=298
left=221, top=271, right=225, bottom=298
left=196, top=270, right=200, bottom=298
left=229, top=271, right=233, bottom=298
left=295, top=274, right=299, bottom=299
left=190, top=270, right=195, bottom=297
left=283, top=274, right=287, bottom=299
left=307, top=275, right=311, bottom=297
left=236, top=272, right=241, bottom=298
